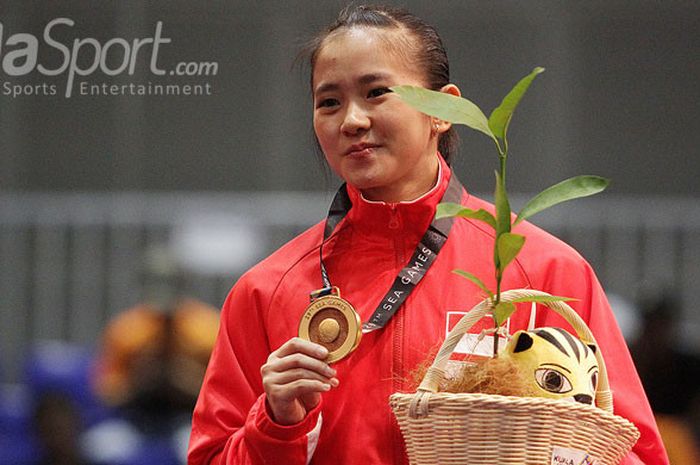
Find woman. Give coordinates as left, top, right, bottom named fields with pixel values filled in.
left=188, top=5, right=668, bottom=465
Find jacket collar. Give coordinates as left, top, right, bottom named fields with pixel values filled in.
left=344, top=154, right=453, bottom=241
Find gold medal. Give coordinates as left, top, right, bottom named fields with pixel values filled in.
left=299, top=287, right=361, bottom=364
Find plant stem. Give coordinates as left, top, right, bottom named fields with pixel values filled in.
left=493, top=270, right=502, bottom=355
left=499, top=156, right=507, bottom=185
left=493, top=152, right=508, bottom=357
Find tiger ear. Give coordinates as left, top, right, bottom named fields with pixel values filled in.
left=512, top=331, right=534, bottom=353
left=587, top=344, right=597, bottom=354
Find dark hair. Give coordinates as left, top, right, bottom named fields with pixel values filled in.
left=302, top=4, right=459, bottom=164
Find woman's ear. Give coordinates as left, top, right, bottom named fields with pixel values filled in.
left=433, top=84, right=461, bottom=133
left=440, top=83, right=461, bottom=98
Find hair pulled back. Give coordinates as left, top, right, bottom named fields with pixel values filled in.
left=304, top=4, right=459, bottom=164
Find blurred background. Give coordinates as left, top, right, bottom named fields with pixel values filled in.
left=1, top=1, right=698, bottom=464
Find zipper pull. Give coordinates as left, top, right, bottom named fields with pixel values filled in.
left=388, top=204, right=400, bottom=229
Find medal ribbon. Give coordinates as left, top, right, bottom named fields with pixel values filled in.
left=318, top=171, right=463, bottom=333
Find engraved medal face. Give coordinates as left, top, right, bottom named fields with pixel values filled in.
left=299, top=293, right=361, bottom=364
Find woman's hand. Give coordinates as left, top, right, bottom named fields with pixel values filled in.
left=261, top=337, right=339, bottom=425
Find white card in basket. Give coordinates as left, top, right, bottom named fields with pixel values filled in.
left=446, top=302, right=538, bottom=358
left=446, top=311, right=509, bottom=357
left=551, top=446, right=600, bottom=465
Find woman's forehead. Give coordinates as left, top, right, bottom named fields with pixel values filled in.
left=312, top=27, right=420, bottom=89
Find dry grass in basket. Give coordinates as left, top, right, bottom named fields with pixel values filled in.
left=409, top=354, right=539, bottom=397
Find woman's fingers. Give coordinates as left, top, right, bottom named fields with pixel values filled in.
left=260, top=337, right=339, bottom=424
left=272, top=337, right=329, bottom=360
left=264, top=352, right=336, bottom=378
left=266, top=378, right=332, bottom=402
left=262, top=354, right=339, bottom=395
left=262, top=337, right=336, bottom=380
left=268, top=367, right=338, bottom=386
left=260, top=337, right=341, bottom=425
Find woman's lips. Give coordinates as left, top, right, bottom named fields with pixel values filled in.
left=346, top=144, right=379, bottom=157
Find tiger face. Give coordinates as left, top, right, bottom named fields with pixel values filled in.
left=500, top=327, right=599, bottom=405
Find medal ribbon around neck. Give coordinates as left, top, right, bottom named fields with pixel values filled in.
left=318, top=170, right=463, bottom=333
left=299, top=171, right=463, bottom=363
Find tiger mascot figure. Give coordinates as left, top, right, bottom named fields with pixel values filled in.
left=501, top=327, right=599, bottom=405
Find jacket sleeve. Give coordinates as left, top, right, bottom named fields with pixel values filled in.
left=535, top=253, right=669, bottom=465
left=187, top=274, right=322, bottom=465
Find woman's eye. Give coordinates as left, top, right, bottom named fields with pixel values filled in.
left=368, top=87, right=391, bottom=98
left=316, top=98, right=339, bottom=109
left=535, top=368, right=573, bottom=394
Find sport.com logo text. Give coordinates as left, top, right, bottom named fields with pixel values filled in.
left=0, top=18, right=218, bottom=98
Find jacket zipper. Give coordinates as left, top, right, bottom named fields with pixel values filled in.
left=389, top=205, right=407, bottom=464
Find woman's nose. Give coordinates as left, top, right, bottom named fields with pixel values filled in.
left=340, top=102, right=370, bottom=135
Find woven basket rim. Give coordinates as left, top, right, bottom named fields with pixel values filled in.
left=390, top=390, right=640, bottom=465
left=390, top=391, right=638, bottom=431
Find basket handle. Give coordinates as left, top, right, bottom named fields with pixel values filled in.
left=410, top=289, right=613, bottom=416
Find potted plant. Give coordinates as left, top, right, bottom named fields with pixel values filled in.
left=388, top=69, right=640, bottom=465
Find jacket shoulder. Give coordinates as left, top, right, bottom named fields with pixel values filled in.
left=227, top=220, right=324, bottom=308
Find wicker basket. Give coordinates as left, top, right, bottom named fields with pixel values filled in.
left=390, top=289, right=640, bottom=465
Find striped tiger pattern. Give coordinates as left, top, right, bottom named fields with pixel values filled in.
left=502, top=327, right=600, bottom=405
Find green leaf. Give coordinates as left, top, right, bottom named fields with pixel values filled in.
left=488, top=67, right=545, bottom=141
left=514, top=175, right=610, bottom=226
left=493, top=302, right=516, bottom=326
left=452, top=269, right=494, bottom=298
left=435, top=202, right=469, bottom=219
left=508, top=295, right=578, bottom=304
left=436, top=202, right=497, bottom=230
left=391, top=85, right=496, bottom=142
left=494, top=171, right=511, bottom=236
left=497, top=233, right=526, bottom=270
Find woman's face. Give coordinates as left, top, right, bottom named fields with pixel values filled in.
left=312, top=27, right=443, bottom=202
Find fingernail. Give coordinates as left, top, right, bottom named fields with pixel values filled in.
left=330, top=378, right=340, bottom=387
left=317, top=346, right=328, bottom=357
left=322, top=383, right=331, bottom=391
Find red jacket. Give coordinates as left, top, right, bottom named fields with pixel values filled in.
left=188, top=157, right=668, bottom=465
